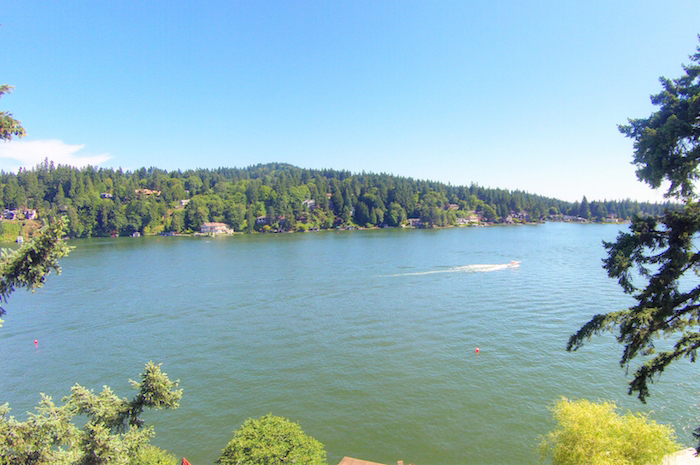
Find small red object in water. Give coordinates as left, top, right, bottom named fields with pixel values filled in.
left=182, top=459, right=191, bottom=465
left=475, top=347, right=480, bottom=354
left=34, top=339, right=38, bottom=345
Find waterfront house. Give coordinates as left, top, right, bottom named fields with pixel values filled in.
left=201, top=222, right=232, bottom=235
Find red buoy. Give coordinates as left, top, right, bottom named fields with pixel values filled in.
left=475, top=347, right=480, bottom=354
left=34, top=339, right=38, bottom=346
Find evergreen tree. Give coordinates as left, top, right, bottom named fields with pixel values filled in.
left=0, top=85, right=26, bottom=141
left=568, top=39, right=700, bottom=448
left=578, top=196, right=591, bottom=220
left=0, top=362, right=181, bottom=464
left=0, top=217, right=71, bottom=326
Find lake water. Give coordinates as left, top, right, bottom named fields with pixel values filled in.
left=2, top=223, right=699, bottom=464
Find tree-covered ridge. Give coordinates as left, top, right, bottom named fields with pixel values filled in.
left=0, top=160, right=674, bottom=238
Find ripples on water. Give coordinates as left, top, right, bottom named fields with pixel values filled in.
left=1, top=223, right=698, bottom=465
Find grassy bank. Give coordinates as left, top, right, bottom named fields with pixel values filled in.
left=0, top=220, right=42, bottom=243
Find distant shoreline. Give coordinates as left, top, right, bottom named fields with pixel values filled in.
left=0, top=217, right=634, bottom=245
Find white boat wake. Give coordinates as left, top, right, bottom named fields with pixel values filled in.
left=389, top=261, right=521, bottom=277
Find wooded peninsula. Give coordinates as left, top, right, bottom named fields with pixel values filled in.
left=0, top=160, right=673, bottom=238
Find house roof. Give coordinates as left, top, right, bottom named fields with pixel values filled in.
left=337, top=457, right=386, bottom=465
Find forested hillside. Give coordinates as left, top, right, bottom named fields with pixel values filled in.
left=0, top=160, right=674, bottom=238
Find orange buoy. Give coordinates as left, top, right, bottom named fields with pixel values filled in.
left=475, top=347, right=480, bottom=354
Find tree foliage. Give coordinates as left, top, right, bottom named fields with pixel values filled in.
left=0, top=216, right=72, bottom=326
left=218, top=414, right=327, bottom=465
left=0, top=161, right=672, bottom=238
left=538, top=398, right=679, bottom=465
left=133, top=445, right=178, bottom=465
left=0, top=362, right=181, bottom=465
left=0, top=85, right=27, bottom=141
left=567, top=39, right=700, bottom=446
left=619, top=45, right=700, bottom=200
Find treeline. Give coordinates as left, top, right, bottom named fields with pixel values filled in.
left=0, top=160, right=675, bottom=237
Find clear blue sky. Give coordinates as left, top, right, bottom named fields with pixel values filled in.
left=2, top=1, right=699, bottom=202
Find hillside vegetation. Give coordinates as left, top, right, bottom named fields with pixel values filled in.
left=0, top=161, right=673, bottom=237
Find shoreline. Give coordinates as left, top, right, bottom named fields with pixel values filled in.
left=0, top=217, right=630, bottom=244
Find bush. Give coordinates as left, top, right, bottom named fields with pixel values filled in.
left=218, top=414, right=326, bottom=465
left=538, top=398, right=680, bottom=465
left=135, top=444, right=179, bottom=465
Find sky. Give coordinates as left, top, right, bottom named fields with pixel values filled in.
left=2, top=1, right=699, bottom=203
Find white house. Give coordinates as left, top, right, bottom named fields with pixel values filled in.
left=201, top=222, right=232, bottom=235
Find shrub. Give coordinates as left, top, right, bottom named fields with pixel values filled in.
left=135, top=444, right=179, bottom=465
left=218, top=414, right=326, bottom=465
left=538, top=398, right=680, bottom=465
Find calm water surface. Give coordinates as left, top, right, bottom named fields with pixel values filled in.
left=2, top=223, right=699, bottom=464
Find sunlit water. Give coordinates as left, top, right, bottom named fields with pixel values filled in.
left=2, top=223, right=698, bottom=464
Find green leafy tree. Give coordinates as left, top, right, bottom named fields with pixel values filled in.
left=590, top=201, right=607, bottom=222
left=538, top=398, right=679, bottom=465
left=567, top=201, right=579, bottom=217
left=0, top=85, right=27, bottom=141
left=354, top=201, right=370, bottom=226
left=368, top=206, right=378, bottom=225
left=0, top=217, right=72, bottom=327
left=225, top=203, right=246, bottom=231
left=386, top=202, right=407, bottom=227
left=245, top=207, right=255, bottom=233
left=567, top=40, right=700, bottom=446
left=0, top=362, right=182, bottom=465
left=218, top=414, right=327, bottom=465
left=184, top=199, right=209, bottom=231
left=331, top=184, right=345, bottom=215
left=168, top=210, right=185, bottom=233
left=480, top=204, right=498, bottom=222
